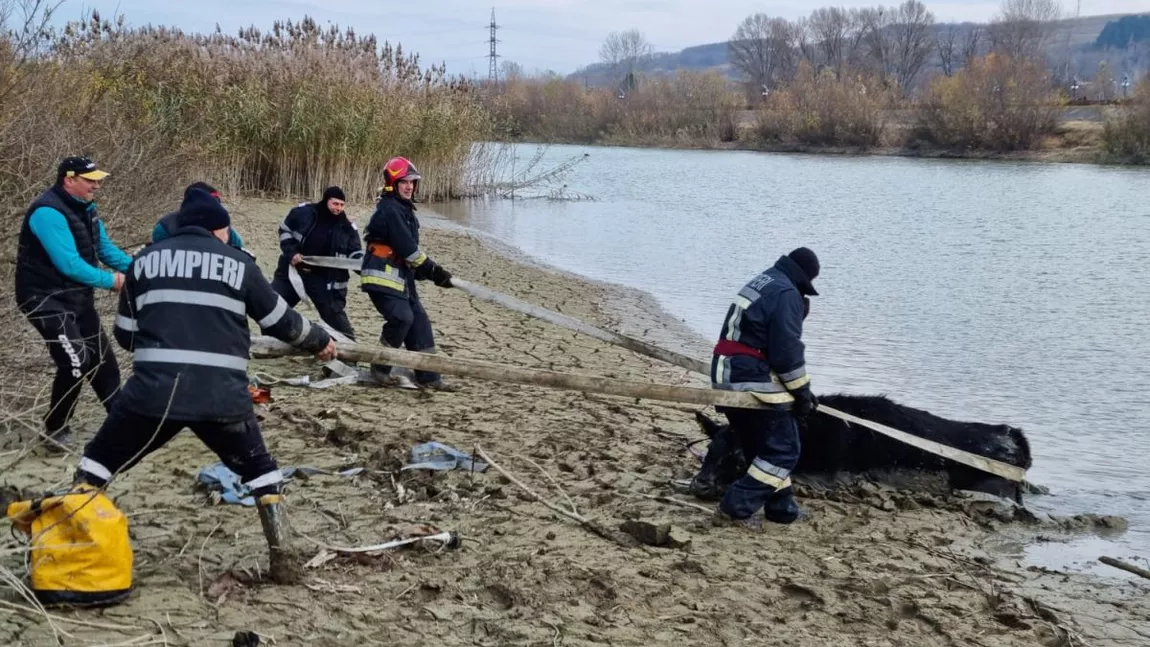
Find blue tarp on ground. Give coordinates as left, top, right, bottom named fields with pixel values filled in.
left=196, top=464, right=365, bottom=506
left=402, top=442, right=489, bottom=473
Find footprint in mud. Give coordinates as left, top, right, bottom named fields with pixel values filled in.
left=780, top=581, right=826, bottom=608
left=895, top=599, right=920, bottom=619
left=482, top=583, right=517, bottom=610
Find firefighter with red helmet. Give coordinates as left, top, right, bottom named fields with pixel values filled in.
left=360, top=157, right=454, bottom=389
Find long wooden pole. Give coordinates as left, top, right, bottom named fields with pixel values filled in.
left=300, top=255, right=710, bottom=375
left=451, top=278, right=710, bottom=375
left=297, top=256, right=1028, bottom=483
left=250, top=337, right=1027, bottom=483
left=252, top=336, right=753, bottom=409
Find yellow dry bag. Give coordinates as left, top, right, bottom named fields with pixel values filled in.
left=5, top=484, right=133, bottom=607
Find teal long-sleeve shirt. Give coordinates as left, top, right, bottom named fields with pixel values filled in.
left=151, top=220, right=244, bottom=248
left=27, top=206, right=132, bottom=290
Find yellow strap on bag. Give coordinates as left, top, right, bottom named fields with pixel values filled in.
left=5, top=484, right=133, bottom=608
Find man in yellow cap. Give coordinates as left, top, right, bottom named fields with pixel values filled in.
left=13, top=156, right=132, bottom=449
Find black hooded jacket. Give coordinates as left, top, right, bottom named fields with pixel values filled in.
left=275, top=188, right=361, bottom=285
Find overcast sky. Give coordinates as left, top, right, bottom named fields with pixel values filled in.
left=62, top=1, right=1148, bottom=75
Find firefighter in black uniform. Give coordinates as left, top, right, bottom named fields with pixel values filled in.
left=271, top=186, right=362, bottom=339
left=708, top=247, right=821, bottom=527
left=360, top=157, right=454, bottom=389
left=74, top=188, right=337, bottom=581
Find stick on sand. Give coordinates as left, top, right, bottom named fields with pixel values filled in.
left=1099, top=556, right=1150, bottom=580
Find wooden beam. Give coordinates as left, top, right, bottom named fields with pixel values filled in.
left=300, top=255, right=709, bottom=375
left=251, top=336, right=753, bottom=409
left=250, top=337, right=1027, bottom=483
left=817, top=405, right=1026, bottom=483
left=452, top=277, right=710, bottom=375
left=294, top=257, right=1028, bottom=483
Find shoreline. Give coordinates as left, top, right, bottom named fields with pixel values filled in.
left=1, top=198, right=1146, bottom=645
left=498, top=134, right=1135, bottom=167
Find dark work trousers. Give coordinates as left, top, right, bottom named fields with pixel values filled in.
left=24, top=307, right=120, bottom=437
left=367, top=279, right=439, bottom=384
left=79, top=404, right=281, bottom=497
left=718, top=407, right=802, bottom=523
left=271, top=270, right=356, bottom=340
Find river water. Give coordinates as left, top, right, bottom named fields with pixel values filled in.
left=431, top=143, right=1150, bottom=575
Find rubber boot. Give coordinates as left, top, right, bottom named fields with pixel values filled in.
left=44, top=426, right=74, bottom=454
left=257, top=494, right=301, bottom=584
left=370, top=365, right=418, bottom=389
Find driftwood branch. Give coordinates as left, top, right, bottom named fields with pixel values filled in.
left=1099, top=556, right=1150, bottom=580
left=474, top=446, right=628, bottom=547
left=638, top=493, right=716, bottom=516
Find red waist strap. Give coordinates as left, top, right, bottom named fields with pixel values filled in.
left=713, top=339, right=765, bottom=361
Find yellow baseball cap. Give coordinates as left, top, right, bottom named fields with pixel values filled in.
left=58, top=156, right=110, bottom=181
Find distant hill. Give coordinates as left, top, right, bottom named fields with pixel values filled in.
left=1095, top=15, right=1150, bottom=49
left=569, top=12, right=1150, bottom=89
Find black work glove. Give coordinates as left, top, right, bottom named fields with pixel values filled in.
left=791, top=387, right=818, bottom=419
left=413, top=259, right=436, bottom=280
left=431, top=264, right=453, bottom=288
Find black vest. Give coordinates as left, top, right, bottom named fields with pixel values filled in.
left=14, top=186, right=101, bottom=312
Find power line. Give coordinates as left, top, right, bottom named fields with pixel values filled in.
left=498, top=24, right=681, bottom=51
left=488, top=8, right=500, bottom=83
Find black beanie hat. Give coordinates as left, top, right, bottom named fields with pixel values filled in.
left=184, top=182, right=221, bottom=201
left=180, top=188, right=231, bottom=231
left=788, top=247, right=820, bottom=295
left=322, top=186, right=346, bottom=202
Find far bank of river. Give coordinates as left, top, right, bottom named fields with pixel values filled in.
left=505, top=104, right=1141, bottom=166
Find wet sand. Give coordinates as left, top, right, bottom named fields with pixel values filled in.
left=2, top=199, right=1148, bottom=646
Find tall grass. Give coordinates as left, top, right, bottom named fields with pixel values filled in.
left=47, top=14, right=489, bottom=203
left=1, top=9, right=489, bottom=264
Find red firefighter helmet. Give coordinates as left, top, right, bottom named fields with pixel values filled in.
left=382, top=156, right=422, bottom=192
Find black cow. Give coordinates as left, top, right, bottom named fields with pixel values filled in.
left=690, top=394, right=1032, bottom=504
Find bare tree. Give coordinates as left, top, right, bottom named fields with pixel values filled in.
left=728, top=13, right=798, bottom=91
left=0, top=0, right=61, bottom=104
left=859, top=7, right=894, bottom=78
left=890, top=0, right=936, bottom=92
left=809, top=7, right=864, bottom=78
left=857, top=2, right=934, bottom=93
left=938, top=23, right=981, bottom=76
left=500, top=60, right=523, bottom=81
left=989, top=0, right=1063, bottom=60
left=963, top=26, right=983, bottom=66
left=793, top=17, right=819, bottom=68
left=600, top=28, right=653, bottom=75
left=938, top=24, right=960, bottom=76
